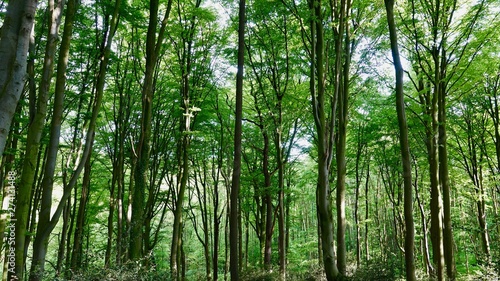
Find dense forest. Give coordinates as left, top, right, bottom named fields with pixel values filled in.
left=0, top=0, right=499, bottom=280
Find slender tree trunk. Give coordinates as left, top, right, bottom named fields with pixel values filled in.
left=25, top=148, right=46, bottom=270
left=276, top=131, right=286, bottom=279
left=64, top=187, right=77, bottom=279
left=201, top=173, right=211, bottom=281
left=415, top=166, right=434, bottom=276
left=225, top=194, right=230, bottom=281
left=131, top=0, right=171, bottom=263
left=334, top=0, right=350, bottom=275
left=476, top=177, right=490, bottom=260
left=364, top=163, right=370, bottom=262
left=309, top=0, right=340, bottom=279
left=438, top=78, right=456, bottom=280
left=354, top=125, right=364, bottom=268
left=212, top=144, right=223, bottom=281
left=384, top=1, right=416, bottom=279
left=263, top=133, right=274, bottom=270
left=105, top=157, right=117, bottom=267
left=238, top=198, right=243, bottom=272
left=457, top=114, right=491, bottom=261
left=56, top=196, right=71, bottom=276
left=14, top=1, right=65, bottom=279
left=171, top=1, right=204, bottom=272
left=70, top=154, right=91, bottom=272
left=429, top=128, right=445, bottom=281
left=130, top=0, right=159, bottom=261
left=29, top=0, right=119, bottom=277
left=171, top=135, right=189, bottom=280
left=229, top=0, right=245, bottom=279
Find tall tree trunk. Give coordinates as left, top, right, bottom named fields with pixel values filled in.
left=212, top=121, right=225, bottom=281
left=14, top=1, right=65, bottom=279
left=438, top=70, right=456, bottom=280
left=429, top=111, right=445, bottom=281
left=70, top=154, right=91, bottom=273
left=384, top=1, right=416, bottom=279
left=416, top=60, right=445, bottom=281
left=415, top=165, right=434, bottom=276
left=229, top=0, right=246, bottom=279
left=56, top=196, right=71, bottom=277
left=263, top=133, right=274, bottom=270
left=335, top=0, right=350, bottom=274
left=130, top=0, right=160, bottom=261
left=276, top=122, right=286, bottom=279
left=171, top=135, right=189, bottom=280
left=354, top=124, right=364, bottom=268
left=310, top=0, right=340, bottom=279
left=364, top=162, right=370, bottom=262
left=29, top=0, right=119, bottom=278
left=0, top=0, right=37, bottom=157
left=130, top=0, right=171, bottom=262
left=105, top=156, right=117, bottom=267
left=456, top=110, right=491, bottom=261
left=64, top=185, right=78, bottom=279
left=171, top=0, right=203, bottom=273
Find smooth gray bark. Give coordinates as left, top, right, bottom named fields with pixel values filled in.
left=0, top=0, right=37, bottom=158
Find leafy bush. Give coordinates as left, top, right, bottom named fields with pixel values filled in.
left=239, top=264, right=326, bottom=281
left=350, top=258, right=403, bottom=281
left=69, top=263, right=170, bottom=281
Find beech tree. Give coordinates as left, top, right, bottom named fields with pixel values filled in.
left=384, top=0, right=416, bottom=279
left=0, top=0, right=38, bottom=158
left=229, top=0, right=246, bottom=278
left=14, top=0, right=68, bottom=279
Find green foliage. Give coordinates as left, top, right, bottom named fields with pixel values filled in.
left=350, top=256, right=404, bottom=281
left=70, top=263, right=170, bottom=281
left=6, top=0, right=500, bottom=280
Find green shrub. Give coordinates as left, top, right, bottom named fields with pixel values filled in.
left=350, top=258, right=403, bottom=281
left=69, top=263, right=170, bottom=281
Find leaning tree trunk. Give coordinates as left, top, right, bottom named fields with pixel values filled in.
left=28, top=0, right=119, bottom=279
left=14, top=1, right=65, bottom=279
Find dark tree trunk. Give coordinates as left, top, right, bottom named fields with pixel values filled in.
left=309, top=0, right=340, bottom=279
left=56, top=196, right=71, bottom=277
left=229, top=0, right=246, bottom=279
left=70, top=154, right=91, bottom=272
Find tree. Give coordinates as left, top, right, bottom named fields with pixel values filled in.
left=14, top=0, right=66, bottom=279
left=384, top=0, right=416, bottom=279
left=130, top=0, right=172, bottom=263
left=230, top=0, right=246, bottom=279
left=0, top=0, right=38, bottom=158
left=28, top=0, right=120, bottom=279
left=4, top=0, right=500, bottom=280
left=308, top=0, right=341, bottom=278
left=402, top=0, right=491, bottom=278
